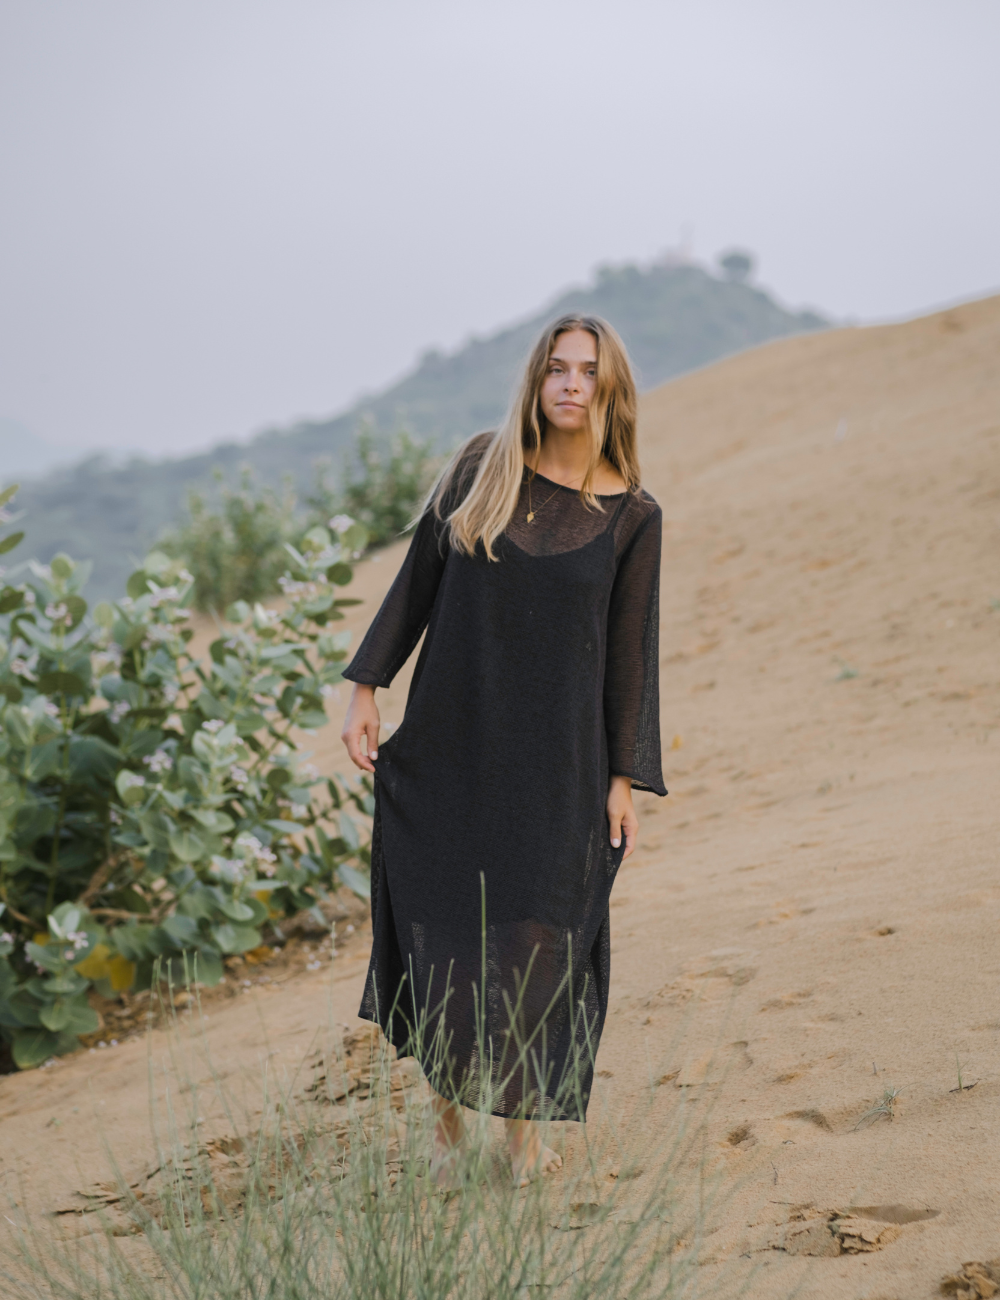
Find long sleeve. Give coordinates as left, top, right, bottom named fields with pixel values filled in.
left=342, top=509, right=448, bottom=688
left=604, top=505, right=667, bottom=795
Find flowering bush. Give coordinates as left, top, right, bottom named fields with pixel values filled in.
left=0, top=486, right=372, bottom=1069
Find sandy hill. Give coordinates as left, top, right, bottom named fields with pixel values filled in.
left=2, top=294, right=998, bottom=1296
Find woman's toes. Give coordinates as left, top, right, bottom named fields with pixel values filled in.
left=542, top=1146, right=563, bottom=1173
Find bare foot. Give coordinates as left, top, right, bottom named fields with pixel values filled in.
left=505, top=1118, right=563, bottom=1188
left=429, top=1095, right=466, bottom=1192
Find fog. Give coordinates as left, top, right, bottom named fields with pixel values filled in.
left=1, top=0, right=998, bottom=465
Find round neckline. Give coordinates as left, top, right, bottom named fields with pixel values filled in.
left=524, top=469, right=628, bottom=500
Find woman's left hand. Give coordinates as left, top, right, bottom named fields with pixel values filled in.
left=607, top=776, right=638, bottom=860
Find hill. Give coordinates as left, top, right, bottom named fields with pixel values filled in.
left=5, top=293, right=998, bottom=1297
left=12, top=258, right=827, bottom=598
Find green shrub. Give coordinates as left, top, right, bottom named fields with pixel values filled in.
left=326, top=425, right=439, bottom=550
left=0, top=486, right=372, bottom=1069
left=162, top=470, right=298, bottom=613
left=165, top=430, right=438, bottom=613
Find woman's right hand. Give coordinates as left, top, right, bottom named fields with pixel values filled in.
left=341, top=684, right=381, bottom=773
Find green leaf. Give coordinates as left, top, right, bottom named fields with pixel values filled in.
left=17, top=622, right=58, bottom=654
left=50, top=902, right=82, bottom=936
left=0, top=484, right=19, bottom=509
left=117, top=770, right=147, bottom=806
left=0, top=586, right=24, bottom=614
left=123, top=623, right=146, bottom=651
left=139, top=811, right=172, bottom=850
left=39, top=996, right=97, bottom=1035
left=4, top=988, right=44, bottom=1027
left=186, top=947, right=224, bottom=986
left=214, top=897, right=255, bottom=922
left=37, top=670, right=87, bottom=696
left=342, top=522, right=368, bottom=553
left=93, top=601, right=115, bottom=627
left=234, top=710, right=267, bottom=736
left=11, top=1026, right=75, bottom=1069
left=111, top=923, right=156, bottom=962
left=42, top=971, right=89, bottom=995
left=190, top=808, right=235, bottom=833
left=126, top=570, right=151, bottom=599
left=264, top=819, right=305, bottom=835
left=339, top=812, right=359, bottom=851
left=325, top=563, right=353, bottom=586
left=297, top=710, right=328, bottom=730
left=68, top=734, right=121, bottom=786
left=259, top=643, right=309, bottom=660
left=337, top=863, right=371, bottom=901
left=168, top=829, right=206, bottom=863
left=24, top=942, right=61, bottom=974
left=162, top=914, right=200, bottom=947
left=211, top=922, right=262, bottom=954
left=0, top=531, right=24, bottom=555
left=225, top=601, right=251, bottom=624
left=64, top=595, right=87, bottom=628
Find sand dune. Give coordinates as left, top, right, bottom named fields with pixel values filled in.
left=2, top=295, right=998, bottom=1295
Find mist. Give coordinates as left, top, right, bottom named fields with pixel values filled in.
left=1, top=0, right=998, bottom=465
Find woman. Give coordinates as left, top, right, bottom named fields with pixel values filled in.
left=340, top=315, right=665, bottom=1188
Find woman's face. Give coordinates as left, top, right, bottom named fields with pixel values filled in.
left=539, top=329, right=597, bottom=434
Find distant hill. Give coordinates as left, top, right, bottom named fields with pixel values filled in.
left=12, top=259, right=827, bottom=597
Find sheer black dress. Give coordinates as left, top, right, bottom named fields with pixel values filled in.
left=342, top=439, right=666, bottom=1121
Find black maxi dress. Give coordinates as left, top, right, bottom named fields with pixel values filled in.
left=342, top=440, right=666, bottom=1121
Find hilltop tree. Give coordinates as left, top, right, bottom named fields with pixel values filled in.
left=718, top=250, right=755, bottom=283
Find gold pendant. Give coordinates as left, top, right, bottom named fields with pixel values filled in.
left=526, top=512, right=535, bottom=522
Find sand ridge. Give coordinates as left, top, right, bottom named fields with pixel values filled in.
left=1, top=294, right=998, bottom=1296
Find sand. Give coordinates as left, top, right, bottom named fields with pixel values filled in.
left=2, top=293, right=998, bottom=1296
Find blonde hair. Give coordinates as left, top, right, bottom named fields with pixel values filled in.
left=429, top=315, right=640, bottom=560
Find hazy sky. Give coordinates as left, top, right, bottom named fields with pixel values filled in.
left=1, top=1, right=998, bottom=463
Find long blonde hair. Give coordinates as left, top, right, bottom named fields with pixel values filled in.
left=429, top=315, right=640, bottom=560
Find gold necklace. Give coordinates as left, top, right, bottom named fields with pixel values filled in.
left=526, top=472, right=583, bottom=522
left=526, top=475, right=562, bottom=522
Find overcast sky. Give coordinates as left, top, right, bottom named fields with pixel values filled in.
left=1, top=0, right=998, bottom=465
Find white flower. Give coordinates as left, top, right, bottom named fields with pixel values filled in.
left=229, top=765, right=249, bottom=789
left=178, top=568, right=194, bottom=585
left=234, top=833, right=278, bottom=877
left=10, top=657, right=31, bottom=677
left=162, top=681, right=180, bottom=704
left=23, top=590, right=36, bottom=606
left=290, top=803, right=309, bottom=819
left=109, top=701, right=130, bottom=723
left=118, top=771, right=145, bottom=792
left=43, top=701, right=60, bottom=719
left=209, top=856, right=247, bottom=884
left=109, top=808, right=122, bottom=825
left=0, top=931, right=14, bottom=945
left=299, top=762, right=320, bottom=782
left=202, top=718, right=225, bottom=733
left=143, top=748, right=173, bottom=776
left=329, top=514, right=355, bottom=533
left=97, top=642, right=123, bottom=668
left=45, top=602, right=69, bottom=623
